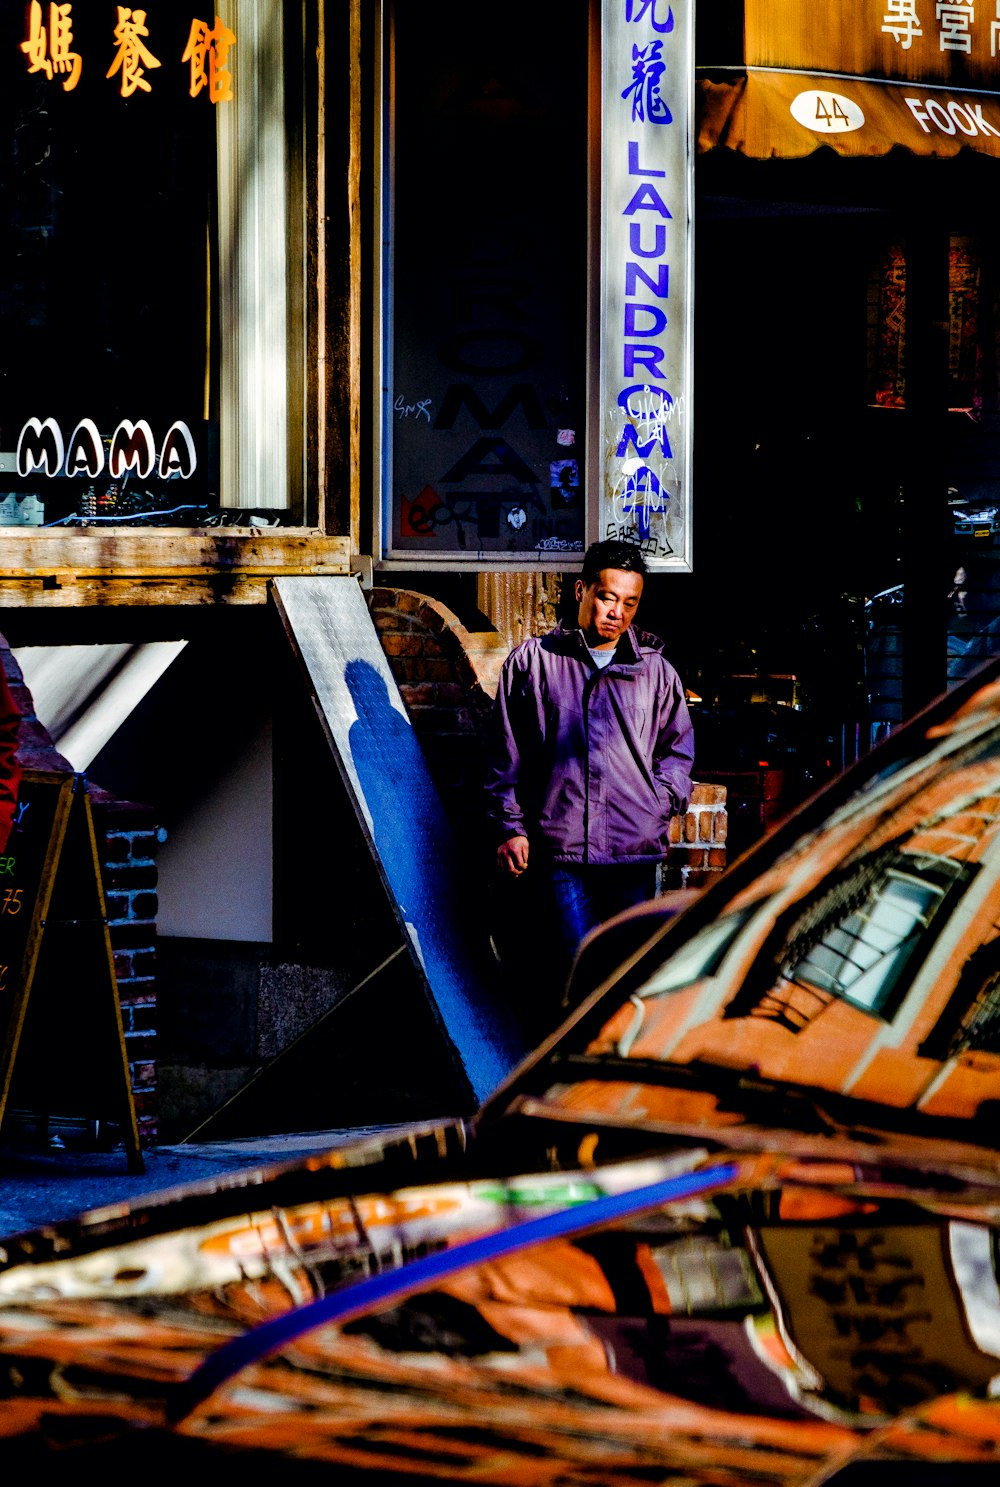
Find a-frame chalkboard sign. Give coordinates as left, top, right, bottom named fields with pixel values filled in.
left=0, top=770, right=143, bottom=1173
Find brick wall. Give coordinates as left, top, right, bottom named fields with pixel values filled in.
left=664, top=782, right=728, bottom=889
left=89, top=791, right=161, bottom=1145
left=2, top=639, right=160, bottom=1146
left=368, top=587, right=728, bottom=889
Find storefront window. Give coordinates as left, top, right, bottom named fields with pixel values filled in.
left=869, top=237, right=985, bottom=413
left=380, top=0, right=590, bottom=565
left=0, top=0, right=302, bottom=528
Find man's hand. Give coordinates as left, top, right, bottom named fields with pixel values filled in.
left=498, top=834, right=530, bottom=876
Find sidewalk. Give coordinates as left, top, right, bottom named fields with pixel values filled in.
left=0, top=1128, right=393, bottom=1237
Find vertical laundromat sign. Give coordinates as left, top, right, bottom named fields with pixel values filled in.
left=597, top=0, right=693, bottom=569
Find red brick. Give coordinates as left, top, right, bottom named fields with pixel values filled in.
left=374, top=615, right=418, bottom=638
left=415, top=597, right=462, bottom=633
left=381, top=633, right=422, bottom=657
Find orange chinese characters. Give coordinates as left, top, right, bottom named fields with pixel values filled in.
left=182, top=15, right=237, bottom=103
left=106, top=6, right=161, bottom=98
left=21, top=2, right=82, bottom=92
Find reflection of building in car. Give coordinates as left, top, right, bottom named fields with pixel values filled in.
left=556, top=660, right=1000, bottom=1135
left=750, top=1214, right=1000, bottom=1421
left=6, top=678, right=1000, bottom=1475
left=326, top=1201, right=1000, bottom=1435
left=1, top=1136, right=999, bottom=1471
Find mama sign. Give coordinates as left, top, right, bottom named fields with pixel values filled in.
left=17, top=417, right=198, bottom=480
left=597, top=0, right=693, bottom=569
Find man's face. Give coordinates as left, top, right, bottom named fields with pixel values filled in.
left=575, top=567, right=644, bottom=649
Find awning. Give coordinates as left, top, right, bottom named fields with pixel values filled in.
left=698, top=69, right=1000, bottom=161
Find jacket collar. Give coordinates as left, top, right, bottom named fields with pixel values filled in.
left=552, top=621, right=642, bottom=667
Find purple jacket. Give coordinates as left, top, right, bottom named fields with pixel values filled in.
left=484, top=621, right=694, bottom=865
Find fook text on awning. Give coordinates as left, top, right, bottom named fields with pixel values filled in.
left=905, top=95, right=1000, bottom=137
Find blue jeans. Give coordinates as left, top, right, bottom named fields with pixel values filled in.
left=550, top=862, right=658, bottom=972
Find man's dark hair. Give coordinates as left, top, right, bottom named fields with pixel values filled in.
left=580, top=539, right=648, bottom=586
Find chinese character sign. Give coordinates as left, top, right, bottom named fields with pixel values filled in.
left=746, top=0, right=1000, bottom=85
left=182, top=15, right=236, bottom=102
left=106, top=6, right=161, bottom=97
left=597, top=0, right=693, bottom=568
left=21, top=2, right=81, bottom=91
left=19, top=5, right=236, bottom=101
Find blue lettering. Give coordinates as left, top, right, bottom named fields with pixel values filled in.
left=622, top=183, right=672, bottom=218
left=621, top=467, right=668, bottom=540
left=625, top=262, right=669, bottom=298
left=626, top=0, right=675, bottom=35
left=624, top=345, right=666, bottom=377
left=629, top=223, right=667, bottom=258
left=627, top=140, right=665, bottom=177
left=624, top=304, right=668, bottom=337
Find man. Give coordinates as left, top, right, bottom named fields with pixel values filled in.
left=484, top=538, right=694, bottom=988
